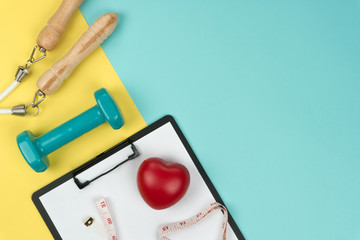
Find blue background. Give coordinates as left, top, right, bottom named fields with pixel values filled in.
left=80, top=1, right=360, bottom=239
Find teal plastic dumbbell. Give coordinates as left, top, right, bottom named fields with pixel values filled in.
left=16, top=88, right=124, bottom=172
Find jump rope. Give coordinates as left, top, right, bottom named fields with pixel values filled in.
left=0, top=0, right=116, bottom=116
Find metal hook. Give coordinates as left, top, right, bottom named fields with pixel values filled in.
left=25, top=45, right=47, bottom=69
left=31, top=90, right=46, bottom=108
left=25, top=90, right=46, bottom=116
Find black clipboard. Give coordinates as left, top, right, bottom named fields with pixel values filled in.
left=33, top=115, right=245, bottom=240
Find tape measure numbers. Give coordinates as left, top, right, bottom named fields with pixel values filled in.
left=96, top=198, right=118, bottom=240
left=158, top=202, right=228, bottom=240
left=84, top=198, right=118, bottom=240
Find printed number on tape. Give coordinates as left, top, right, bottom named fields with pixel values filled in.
left=158, top=202, right=228, bottom=240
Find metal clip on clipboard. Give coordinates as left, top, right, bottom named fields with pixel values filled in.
left=73, top=140, right=140, bottom=189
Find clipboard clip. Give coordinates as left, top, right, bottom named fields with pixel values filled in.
left=73, top=141, right=140, bottom=189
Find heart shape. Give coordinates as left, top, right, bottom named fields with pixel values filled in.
left=137, top=157, right=190, bottom=210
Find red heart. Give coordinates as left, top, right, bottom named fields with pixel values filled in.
left=137, top=157, right=190, bottom=210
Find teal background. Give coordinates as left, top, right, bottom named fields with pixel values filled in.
left=80, top=1, right=360, bottom=239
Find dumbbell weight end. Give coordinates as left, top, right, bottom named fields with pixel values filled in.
left=16, top=88, right=124, bottom=172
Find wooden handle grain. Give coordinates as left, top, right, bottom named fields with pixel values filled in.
left=36, top=0, right=85, bottom=51
left=37, top=13, right=118, bottom=95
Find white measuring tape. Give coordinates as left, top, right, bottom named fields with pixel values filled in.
left=85, top=198, right=118, bottom=240
left=86, top=200, right=228, bottom=240
left=158, top=202, right=228, bottom=240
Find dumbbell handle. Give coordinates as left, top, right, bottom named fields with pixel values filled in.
left=37, top=0, right=85, bottom=51
left=37, top=106, right=105, bottom=156
left=37, top=12, right=118, bottom=95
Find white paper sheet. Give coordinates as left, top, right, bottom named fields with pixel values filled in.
left=38, top=122, right=240, bottom=240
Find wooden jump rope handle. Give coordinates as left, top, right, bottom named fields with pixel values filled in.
left=37, top=13, right=118, bottom=95
left=37, top=0, right=85, bottom=51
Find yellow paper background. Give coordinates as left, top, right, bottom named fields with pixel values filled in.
left=0, top=1, right=146, bottom=239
